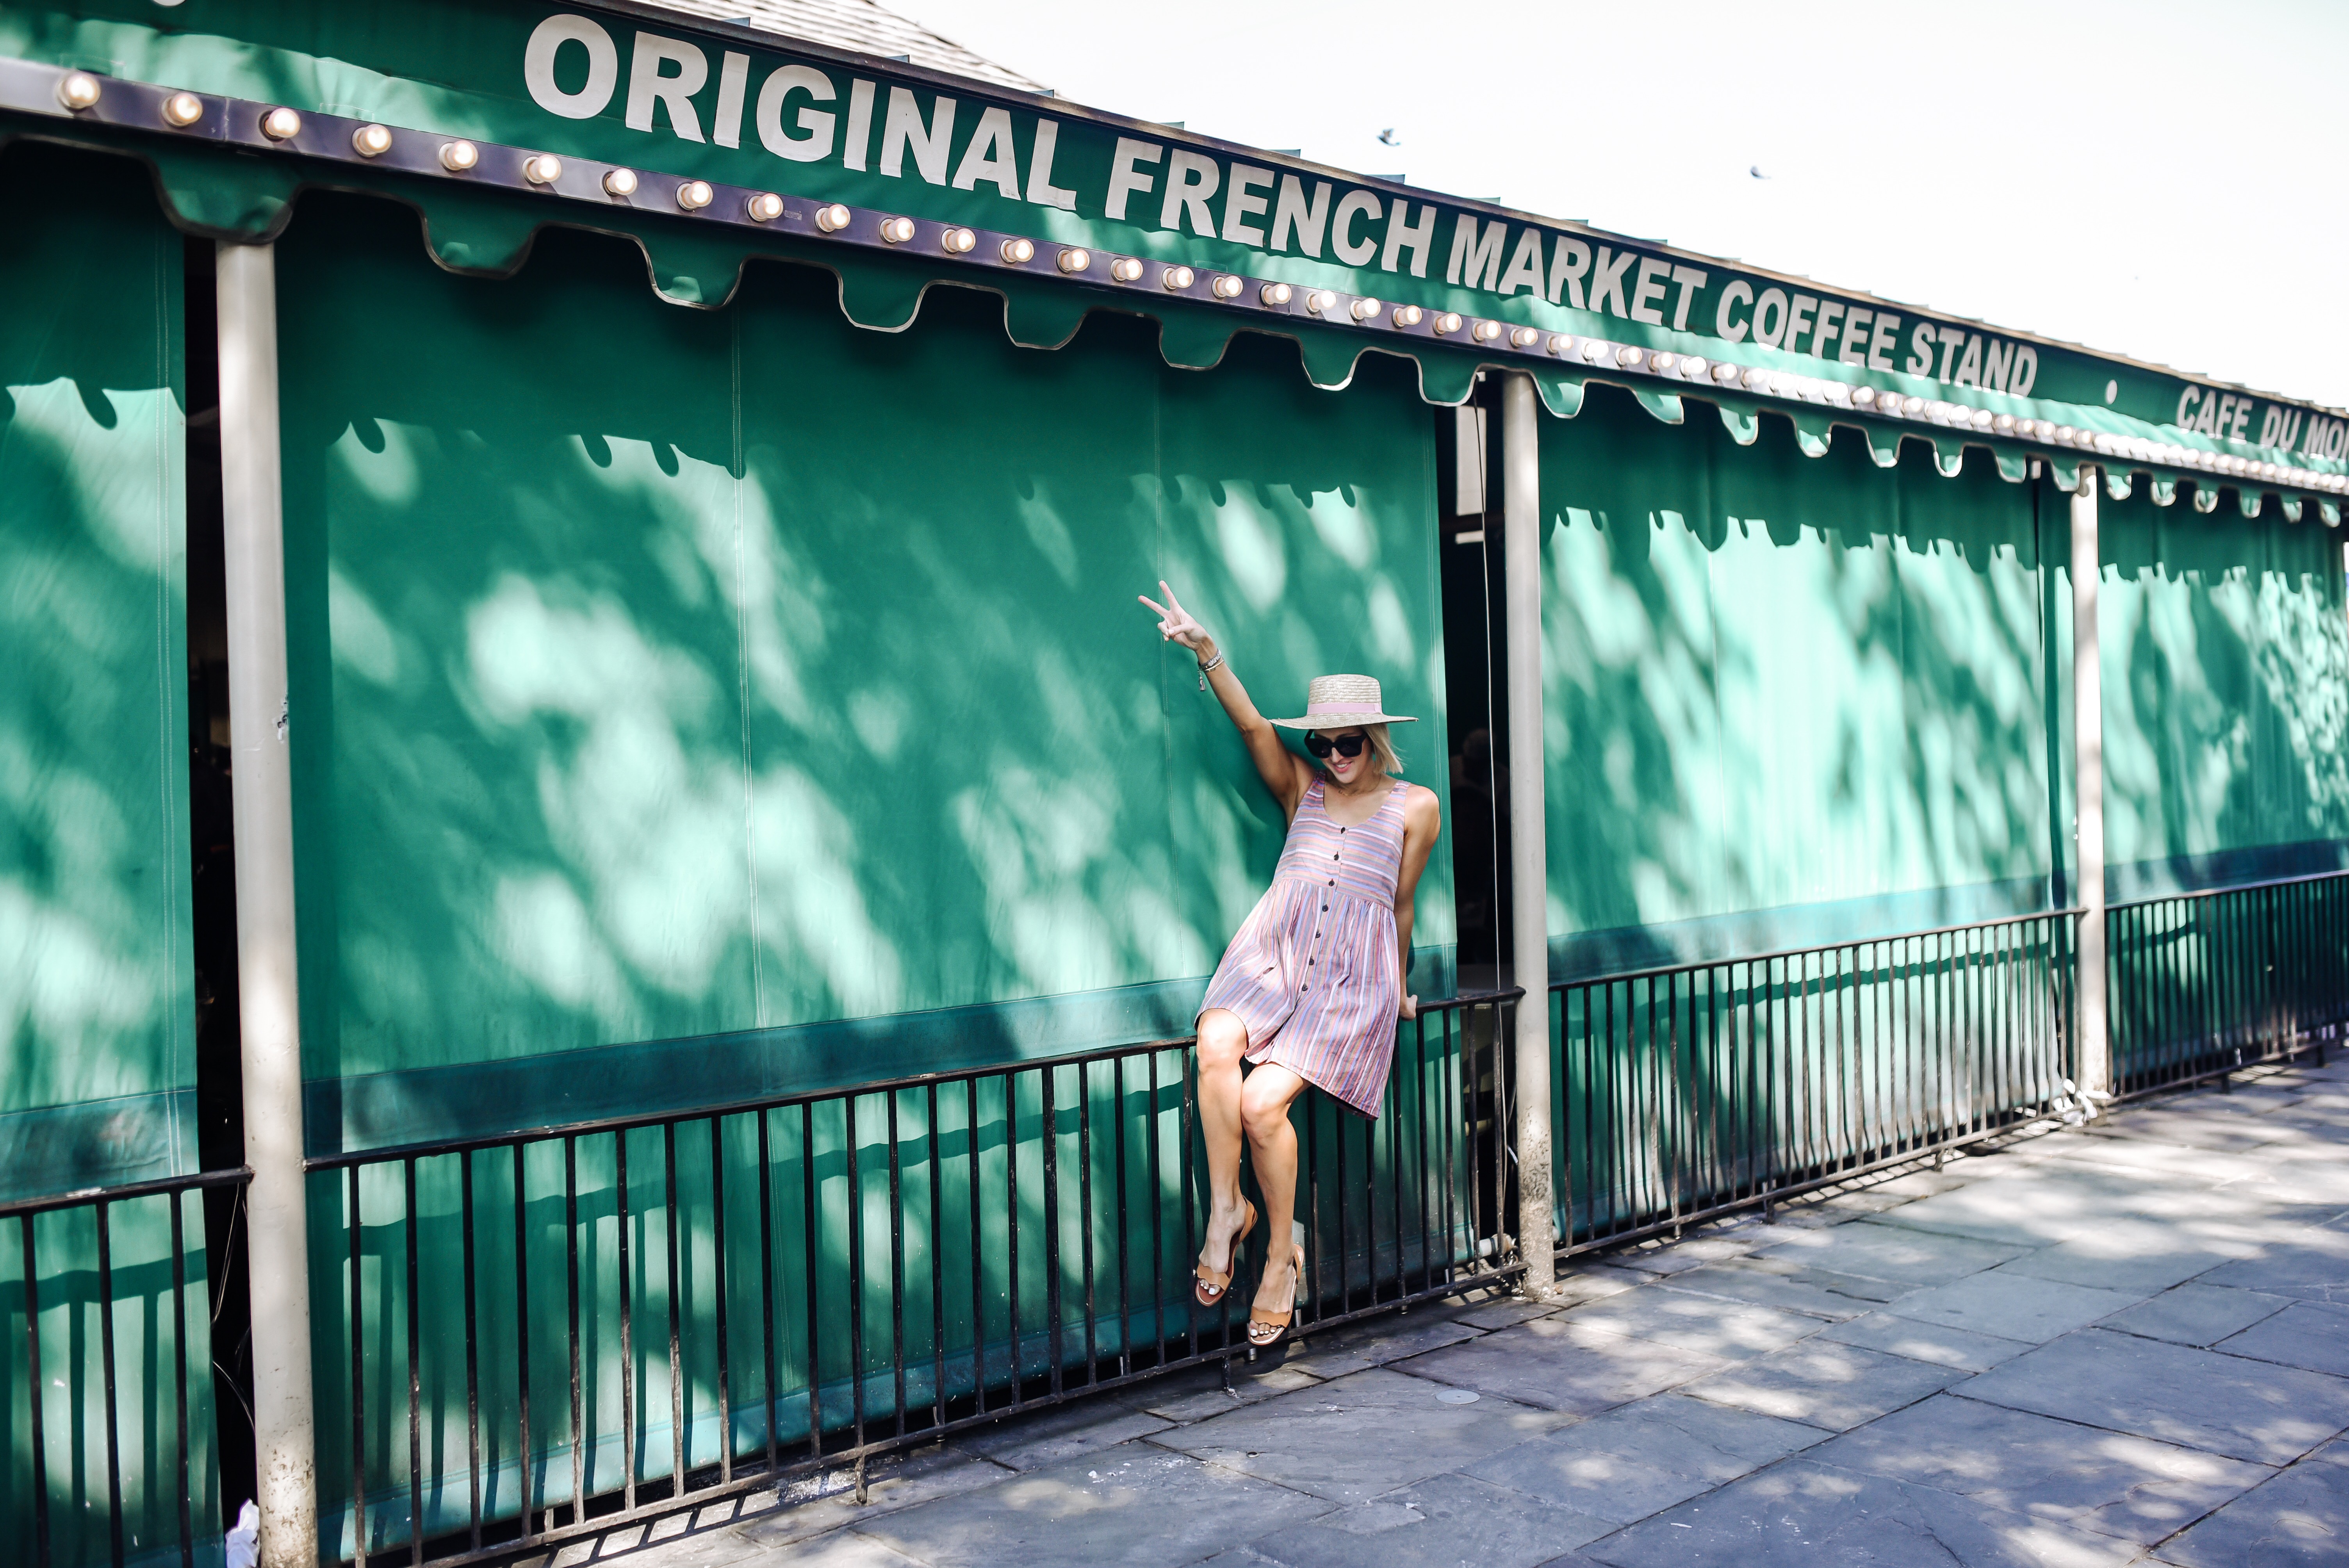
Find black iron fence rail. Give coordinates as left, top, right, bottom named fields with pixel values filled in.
left=2108, top=869, right=2349, bottom=1098
left=4, top=1165, right=251, bottom=1568
left=304, top=991, right=1522, bottom=1568
left=1545, top=908, right=2083, bottom=1259
left=21, top=870, right=2349, bottom=1568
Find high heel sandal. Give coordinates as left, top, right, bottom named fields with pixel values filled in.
left=1248, top=1224, right=1306, bottom=1349
left=1194, top=1199, right=1258, bottom=1307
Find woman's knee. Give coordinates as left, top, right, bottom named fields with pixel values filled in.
left=1240, top=1078, right=1296, bottom=1140
left=1196, top=1010, right=1249, bottom=1071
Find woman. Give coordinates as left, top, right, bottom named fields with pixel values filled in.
left=1137, top=581, right=1441, bottom=1349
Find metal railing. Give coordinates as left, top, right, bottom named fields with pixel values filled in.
left=4, top=1165, right=250, bottom=1568
left=304, top=991, right=1520, bottom=1567
left=23, top=872, right=2349, bottom=1568
left=1545, top=910, right=2081, bottom=1253
left=2108, top=869, right=2349, bottom=1097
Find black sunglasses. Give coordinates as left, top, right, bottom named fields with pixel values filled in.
left=1306, top=732, right=1369, bottom=759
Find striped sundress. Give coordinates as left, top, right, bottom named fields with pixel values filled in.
left=1199, top=777, right=1408, bottom=1117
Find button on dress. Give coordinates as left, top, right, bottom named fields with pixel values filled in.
left=1198, top=778, right=1409, bottom=1117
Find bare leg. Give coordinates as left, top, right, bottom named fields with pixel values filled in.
left=1195, top=1010, right=1255, bottom=1278
left=1240, top=1063, right=1310, bottom=1317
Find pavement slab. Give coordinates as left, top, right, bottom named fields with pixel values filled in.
left=1579, top=1458, right=2144, bottom=1567
left=1108, top=1359, right=1323, bottom=1424
left=1994, top=1238, right=2237, bottom=1296
left=2100, top=1283, right=2294, bottom=1347
left=734, top=1444, right=1015, bottom=1550
left=1654, top=1255, right=1905, bottom=1320
left=846, top=1443, right=1336, bottom=1568
left=1400, top=1312, right=1732, bottom=1414
left=1816, top=1308, right=2037, bottom=1372
left=1277, top=1310, right=1482, bottom=1379
left=1149, top=1365, right=1572, bottom=1503
left=1237, top=1470, right=1615, bottom=1568
left=1464, top=1392, right=1828, bottom=1525
left=2195, top=1227, right=2349, bottom=1304
left=1804, top=1393, right=2272, bottom=1545
left=1888, top=1268, right=2144, bottom=1343
left=1962, top=1327, right=2349, bottom=1466
left=2152, top=1456, right=2349, bottom=1565
left=2210, top=1299, right=2349, bottom=1378
left=951, top=1399, right=1174, bottom=1471
left=1752, top=1216, right=2029, bottom=1285
left=1677, top=1339, right=1966, bottom=1430
left=1553, top=1283, right=1832, bottom=1361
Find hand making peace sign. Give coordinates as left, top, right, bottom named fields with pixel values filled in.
left=1137, top=580, right=1211, bottom=656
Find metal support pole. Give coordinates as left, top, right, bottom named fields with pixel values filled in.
left=1500, top=372, right=1553, bottom=1297
left=218, top=239, right=318, bottom=1568
left=2071, top=465, right=2109, bottom=1100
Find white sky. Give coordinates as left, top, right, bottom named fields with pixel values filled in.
left=897, top=0, right=2349, bottom=411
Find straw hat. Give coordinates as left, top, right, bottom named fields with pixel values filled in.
left=1268, top=674, right=1417, bottom=730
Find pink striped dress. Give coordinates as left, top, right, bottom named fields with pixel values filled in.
left=1199, top=778, right=1408, bottom=1117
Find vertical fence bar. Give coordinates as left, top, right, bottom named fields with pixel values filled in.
left=712, top=1115, right=732, bottom=1486
left=512, top=1144, right=532, bottom=1544
left=348, top=1167, right=368, bottom=1568
left=172, top=1194, right=194, bottom=1568
left=462, top=1150, right=481, bottom=1553
left=96, top=1200, right=124, bottom=1568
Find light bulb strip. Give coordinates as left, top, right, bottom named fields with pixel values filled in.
left=2, top=57, right=2339, bottom=496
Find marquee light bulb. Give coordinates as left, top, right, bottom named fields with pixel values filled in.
left=877, top=215, right=914, bottom=243
left=1971, top=408, right=1993, bottom=430
left=57, top=72, right=101, bottom=111
left=1000, top=236, right=1034, bottom=263
left=1585, top=340, right=1613, bottom=364
left=1852, top=386, right=1877, bottom=407
left=163, top=92, right=205, bottom=128
left=603, top=168, right=639, bottom=197
left=747, top=191, right=784, bottom=223
left=1109, top=256, right=1144, bottom=282
left=1162, top=265, right=1194, bottom=290
left=1259, top=282, right=1292, bottom=306
left=1393, top=304, right=1424, bottom=327
left=1711, top=361, right=1737, bottom=383
left=439, top=140, right=479, bottom=171
left=1307, top=290, right=1338, bottom=315
left=1618, top=346, right=1645, bottom=369
left=351, top=123, right=392, bottom=157
left=524, top=154, right=563, bottom=186
left=1212, top=274, right=1245, bottom=299
left=1902, top=396, right=1925, bottom=416
left=1472, top=319, right=1502, bottom=343
left=1513, top=327, right=1542, bottom=349
left=1433, top=313, right=1463, bottom=336
left=814, top=203, right=850, bottom=232
left=1649, top=351, right=1676, bottom=373
left=260, top=106, right=302, bottom=141
left=939, top=226, right=976, bottom=253
left=1057, top=247, right=1090, bottom=273
left=1993, top=413, right=2014, bottom=434
left=1350, top=297, right=1381, bottom=321
left=676, top=180, right=715, bottom=210
left=1550, top=334, right=1575, bottom=357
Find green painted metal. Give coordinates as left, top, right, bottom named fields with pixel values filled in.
left=0, top=140, right=222, bottom=1568
left=2097, top=484, right=2349, bottom=886
left=2, top=0, right=2344, bottom=474
left=0, top=141, right=194, bottom=1197
left=273, top=187, right=1454, bottom=1147
left=1535, top=383, right=2065, bottom=972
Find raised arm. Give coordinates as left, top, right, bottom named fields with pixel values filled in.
left=1140, top=581, right=1313, bottom=818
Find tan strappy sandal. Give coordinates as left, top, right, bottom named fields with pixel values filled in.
left=1194, top=1199, right=1258, bottom=1307
left=1248, top=1224, right=1307, bottom=1349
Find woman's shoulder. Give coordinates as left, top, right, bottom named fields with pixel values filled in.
left=1394, top=780, right=1441, bottom=821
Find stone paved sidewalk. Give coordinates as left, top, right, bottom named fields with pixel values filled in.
left=529, top=1057, right=2349, bottom=1567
